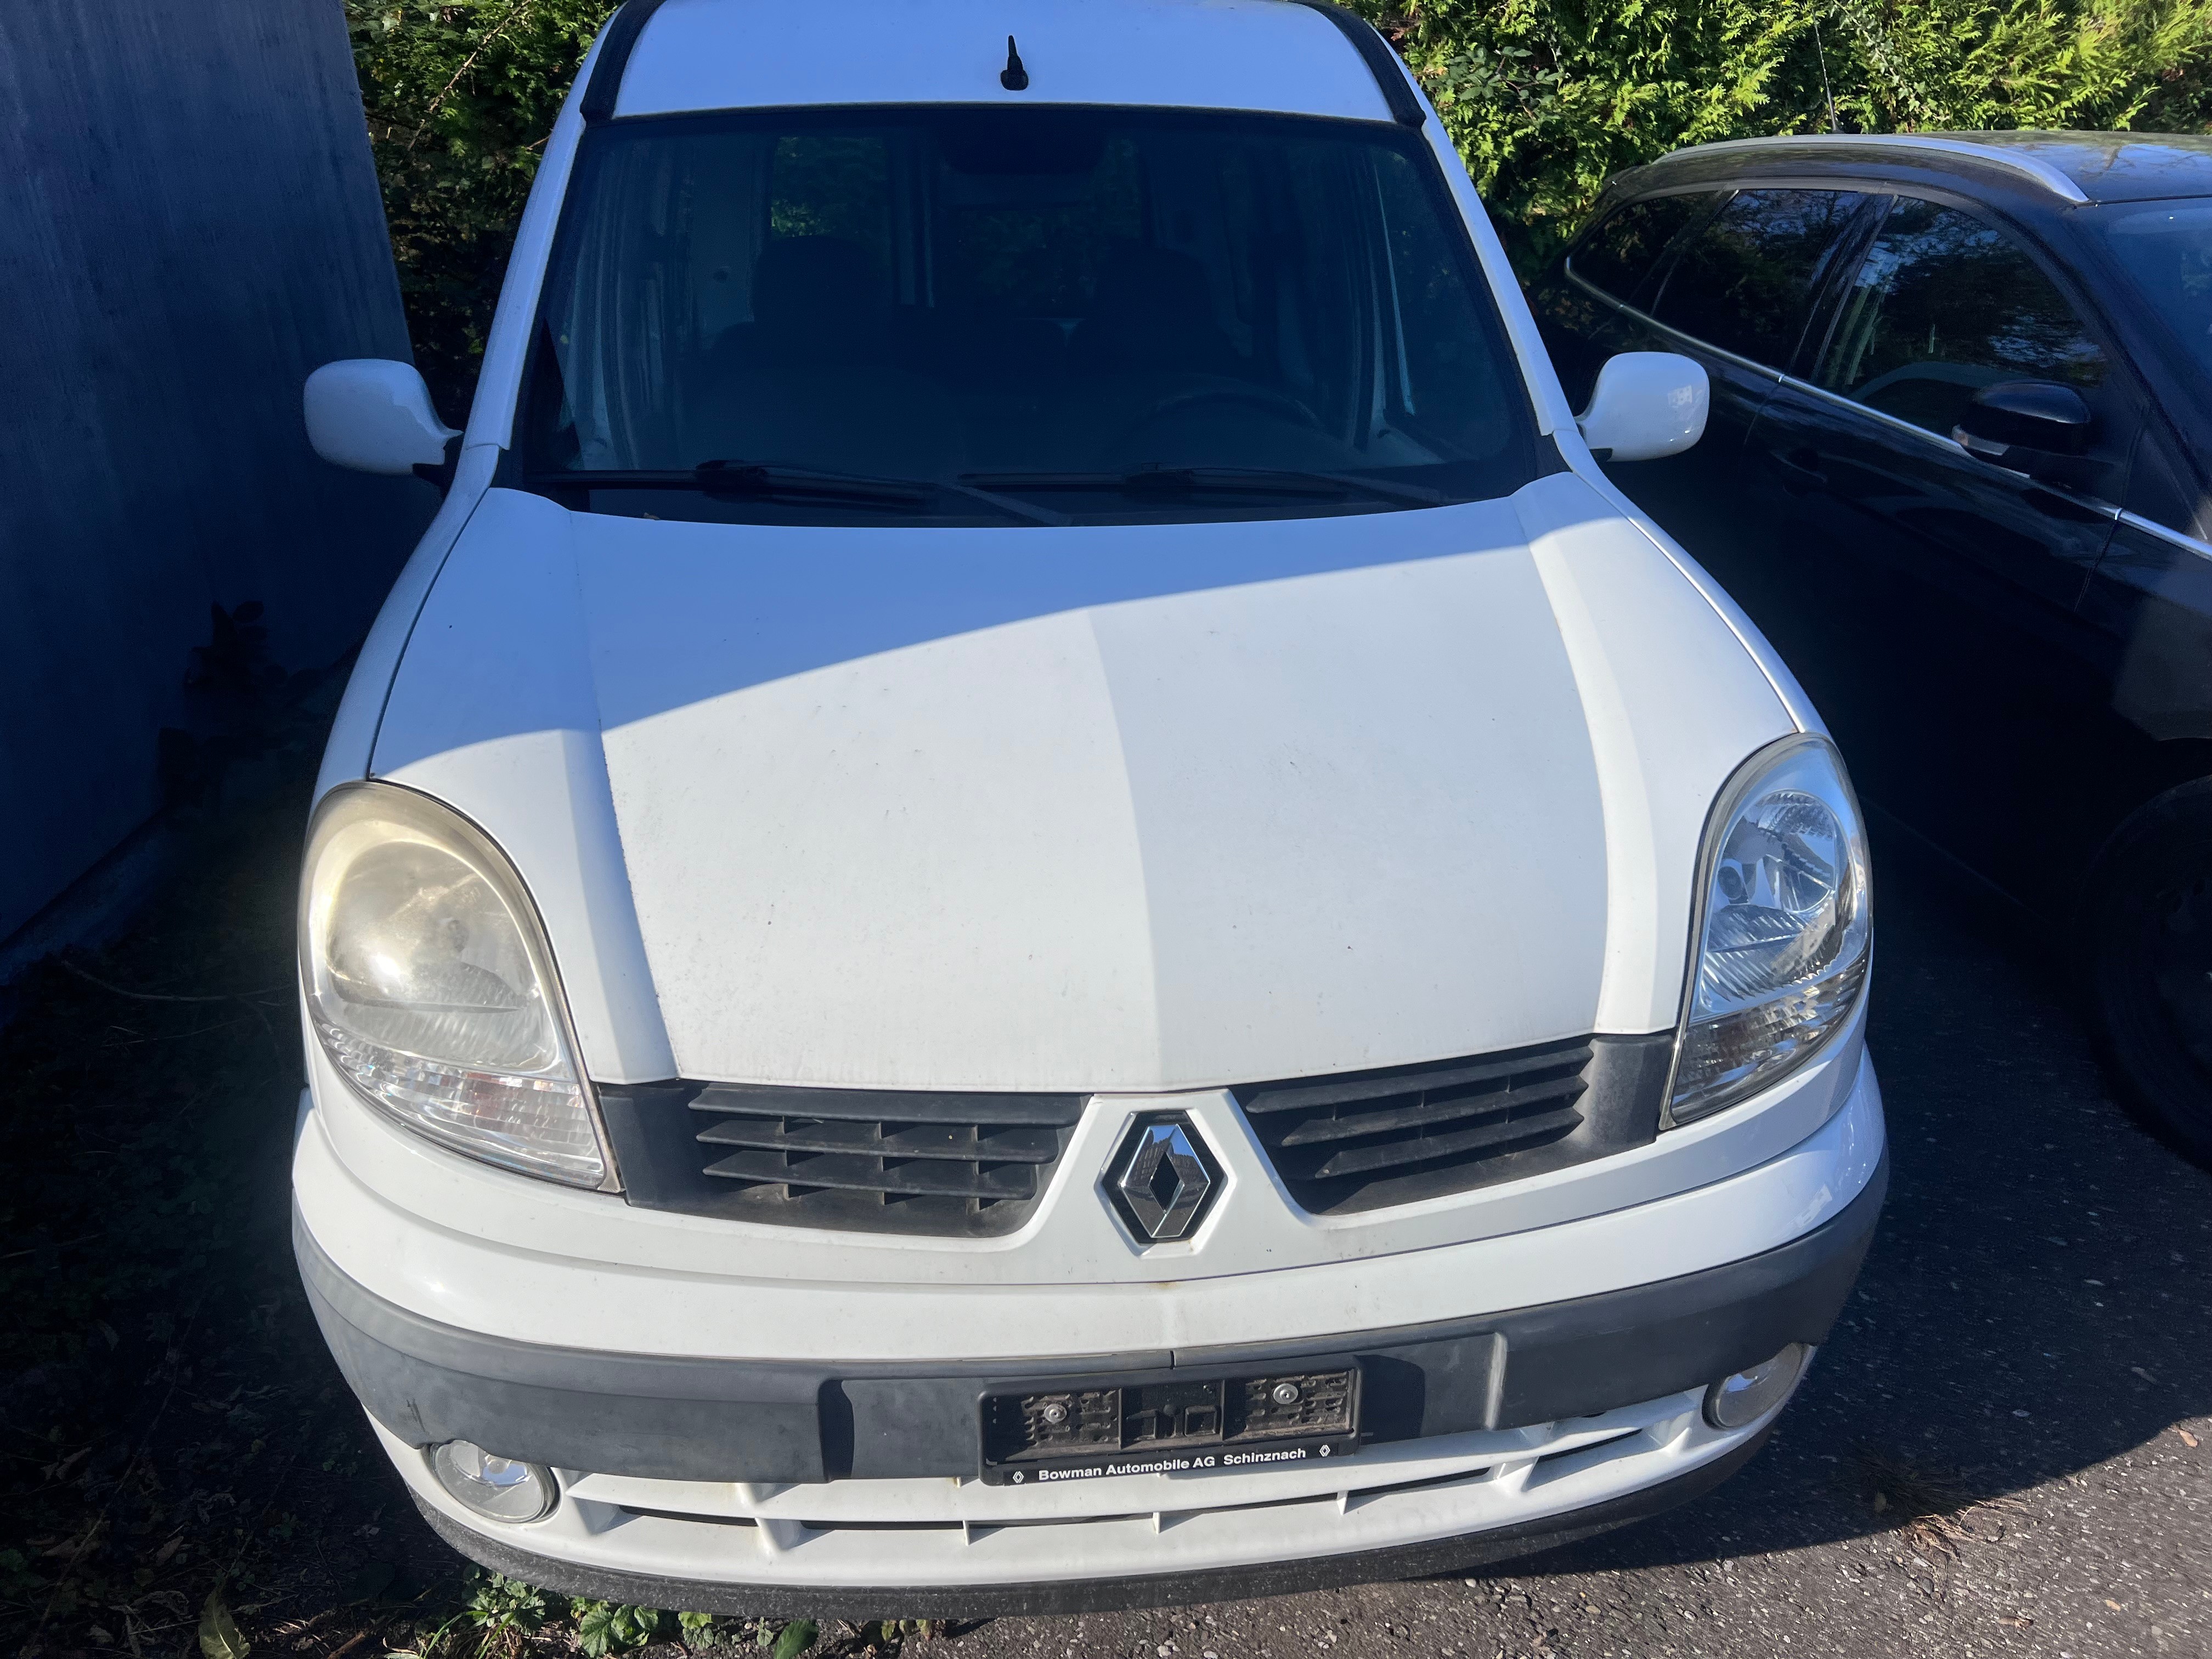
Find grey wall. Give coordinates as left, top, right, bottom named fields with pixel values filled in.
left=0, top=0, right=433, bottom=943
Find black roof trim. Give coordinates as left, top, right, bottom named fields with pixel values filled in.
left=579, top=0, right=673, bottom=124
left=1284, top=0, right=1426, bottom=127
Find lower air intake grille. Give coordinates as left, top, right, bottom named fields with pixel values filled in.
left=597, top=1081, right=1086, bottom=1238
left=1234, top=1033, right=1673, bottom=1215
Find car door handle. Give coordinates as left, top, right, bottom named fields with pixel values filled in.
left=1768, top=446, right=1829, bottom=494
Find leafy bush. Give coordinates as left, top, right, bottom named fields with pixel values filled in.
left=347, top=0, right=613, bottom=417
left=348, top=0, right=2212, bottom=405
left=1354, top=0, right=2212, bottom=268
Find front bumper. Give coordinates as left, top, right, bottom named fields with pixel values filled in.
left=302, top=1154, right=1883, bottom=1607
left=402, top=1417, right=1779, bottom=1616
left=299, top=1155, right=1882, bottom=1484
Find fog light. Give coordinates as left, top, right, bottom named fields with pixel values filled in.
left=430, top=1440, right=557, bottom=1523
left=1703, top=1343, right=1809, bottom=1430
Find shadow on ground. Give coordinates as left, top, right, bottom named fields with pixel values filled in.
left=3, top=761, right=2206, bottom=1658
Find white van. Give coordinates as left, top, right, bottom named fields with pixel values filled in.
left=295, top=0, right=1884, bottom=1613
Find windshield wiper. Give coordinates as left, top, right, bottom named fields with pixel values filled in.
left=960, top=464, right=1446, bottom=509
left=528, top=461, right=1068, bottom=525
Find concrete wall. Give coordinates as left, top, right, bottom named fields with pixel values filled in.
left=0, top=0, right=433, bottom=944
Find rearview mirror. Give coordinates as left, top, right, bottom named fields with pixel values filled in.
left=304, top=359, right=459, bottom=476
left=1576, top=352, right=1709, bottom=462
left=1954, top=380, right=2095, bottom=471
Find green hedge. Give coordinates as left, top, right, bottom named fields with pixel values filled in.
left=1355, top=0, right=2212, bottom=267
left=348, top=0, right=611, bottom=415
left=349, top=0, right=2212, bottom=413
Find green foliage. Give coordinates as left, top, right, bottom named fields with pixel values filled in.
left=768, top=1618, right=819, bottom=1659
left=345, top=0, right=2212, bottom=402
left=198, top=1584, right=251, bottom=1659
left=458, top=1569, right=549, bottom=1654
left=568, top=1598, right=663, bottom=1656
left=346, top=0, right=614, bottom=416
left=1353, top=0, right=2212, bottom=269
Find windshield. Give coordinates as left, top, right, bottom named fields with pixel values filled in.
left=521, top=106, right=1543, bottom=525
left=2090, top=201, right=2212, bottom=384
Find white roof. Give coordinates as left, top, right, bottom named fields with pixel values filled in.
left=614, top=0, right=1396, bottom=123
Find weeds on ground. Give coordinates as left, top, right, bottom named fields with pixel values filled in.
left=1853, top=1448, right=2024, bottom=1559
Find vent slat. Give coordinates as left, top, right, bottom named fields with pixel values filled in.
left=701, top=1149, right=1039, bottom=1201
left=688, top=1085, right=1084, bottom=1127
left=1238, top=1044, right=1592, bottom=1115
left=695, top=1118, right=1060, bottom=1163
left=1276, top=1072, right=1587, bottom=1147
left=1310, top=1103, right=1584, bottom=1179
left=1232, top=1037, right=1620, bottom=1215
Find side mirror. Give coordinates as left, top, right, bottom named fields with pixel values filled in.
left=1576, top=352, right=1709, bottom=462
left=304, top=359, right=459, bottom=477
left=1953, top=380, right=2095, bottom=473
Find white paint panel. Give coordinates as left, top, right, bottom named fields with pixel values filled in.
left=618, top=0, right=1392, bottom=122
left=370, top=479, right=1792, bottom=1092
left=1093, top=549, right=1607, bottom=1081
left=1516, top=472, right=1794, bottom=1032
left=370, top=489, right=676, bottom=1083
left=605, top=605, right=1165, bottom=1087
left=590, top=534, right=1610, bottom=1088
left=314, top=443, right=500, bottom=799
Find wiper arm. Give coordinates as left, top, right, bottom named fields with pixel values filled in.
left=961, top=464, right=1444, bottom=509
left=527, top=461, right=1068, bottom=526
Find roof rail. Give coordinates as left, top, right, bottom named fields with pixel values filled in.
left=580, top=0, right=673, bottom=124
left=1283, top=0, right=1426, bottom=128
left=1677, top=134, right=2091, bottom=205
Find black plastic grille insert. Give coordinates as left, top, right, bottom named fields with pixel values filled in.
left=1234, top=1033, right=1673, bottom=1215
left=598, top=1081, right=1085, bottom=1238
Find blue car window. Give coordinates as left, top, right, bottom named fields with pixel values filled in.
left=2091, top=201, right=2212, bottom=387
left=1648, top=189, right=1867, bottom=371
left=521, top=106, right=1545, bottom=525
left=1818, top=199, right=2105, bottom=437
left=1566, top=193, right=1713, bottom=308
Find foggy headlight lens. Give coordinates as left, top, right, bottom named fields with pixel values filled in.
left=301, top=782, right=607, bottom=1186
left=430, top=1440, right=557, bottom=1523
left=1703, top=1344, right=1810, bottom=1429
left=1671, top=736, right=1870, bottom=1124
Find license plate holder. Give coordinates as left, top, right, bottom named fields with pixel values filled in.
left=977, top=1357, right=1362, bottom=1486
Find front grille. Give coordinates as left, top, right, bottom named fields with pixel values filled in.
left=598, top=1032, right=1670, bottom=1235
left=597, top=1081, right=1086, bottom=1238
left=1234, top=1032, right=1673, bottom=1215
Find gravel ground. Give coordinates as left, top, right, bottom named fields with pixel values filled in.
left=930, top=832, right=2212, bottom=1659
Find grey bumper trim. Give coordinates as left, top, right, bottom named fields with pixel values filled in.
left=296, top=1152, right=1884, bottom=1484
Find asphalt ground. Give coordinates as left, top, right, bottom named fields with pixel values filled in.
left=938, top=827, right=2212, bottom=1659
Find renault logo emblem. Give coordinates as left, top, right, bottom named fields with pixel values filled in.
left=1107, top=1114, right=1220, bottom=1243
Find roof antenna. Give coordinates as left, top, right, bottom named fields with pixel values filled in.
left=1001, top=35, right=1029, bottom=91
left=1812, top=19, right=1839, bottom=133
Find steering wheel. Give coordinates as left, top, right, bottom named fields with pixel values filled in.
left=1110, top=384, right=1322, bottom=455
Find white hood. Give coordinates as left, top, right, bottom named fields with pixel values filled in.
left=371, top=473, right=1794, bottom=1090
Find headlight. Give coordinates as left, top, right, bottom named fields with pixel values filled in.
left=1669, top=735, right=1870, bottom=1124
left=299, top=782, right=610, bottom=1186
